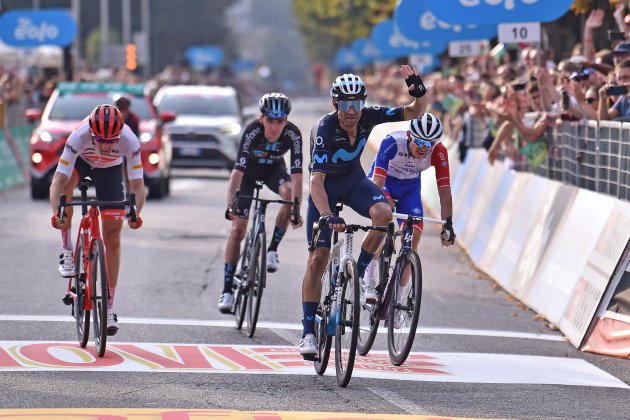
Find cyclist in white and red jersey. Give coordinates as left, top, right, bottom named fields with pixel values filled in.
left=363, top=112, right=456, bottom=301
left=49, top=104, right=145, bottom=336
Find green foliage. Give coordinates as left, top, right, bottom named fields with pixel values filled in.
left=292, top=0, right=397, bottom=63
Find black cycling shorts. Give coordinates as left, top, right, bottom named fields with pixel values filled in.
left=73, top=157, right=125, bottom=211
left=235, top=163, right=291, bottom=219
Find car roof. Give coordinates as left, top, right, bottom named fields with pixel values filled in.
left=56, top=81, right=146, bottom=97
left=155, top=85, right=236, bottom=96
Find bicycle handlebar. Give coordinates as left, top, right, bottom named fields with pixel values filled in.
left=308, top=217, right=393, bottom=252
left=392, top=212, right=445, bottom=225
left=57, top=194, right=138, bottom=223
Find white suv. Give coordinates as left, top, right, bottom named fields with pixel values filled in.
left=153, top=85, right=244, bottom=169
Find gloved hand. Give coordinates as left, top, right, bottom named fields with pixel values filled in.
left=440, top=216, right=456, bottom=246
left=225, top=205, right=233, bottom=220
left=128, top=216, right=143, bottom=229
left=405, top=74, right=427, bottom=98
left=320, top=214, right=345, bottom=232
left=51, top=213, right=68, bottom=230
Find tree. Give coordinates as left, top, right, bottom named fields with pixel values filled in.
left=292, top=0, right=396, bottom=63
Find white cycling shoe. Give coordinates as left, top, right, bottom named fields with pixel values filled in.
left=106, top=309, right=119, bottom=336
left=363, top=260, right=378, bottom=303
left=266, top=250, right=280, bottom=273
left=58, top=250, right=75, bottom=278
left=218, top=292, right=234, bottom=313
left=299, top=333, right=317, bottom=355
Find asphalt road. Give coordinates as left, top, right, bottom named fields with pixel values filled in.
left=0, top=98, right=628, bottom=419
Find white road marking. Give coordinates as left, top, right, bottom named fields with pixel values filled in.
left=368, top=388, right=427, bottom=415
left=0, top=314, right=565, bottom=342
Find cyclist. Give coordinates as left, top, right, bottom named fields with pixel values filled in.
left=219, top=92, right=303, bottom=313
left=49, top=104, right=145, bottom=336
left=299, top=66, right=427, bottom=355
left=363, top=113, right=456, bottom=304
left=114, top=94, right=140, bottom=137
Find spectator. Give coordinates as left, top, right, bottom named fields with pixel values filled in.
left=598, top=58, right=630, bottom=121
left=114, top=95, right=140, bottom=136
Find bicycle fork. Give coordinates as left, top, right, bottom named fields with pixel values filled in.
left=326, top=231, right=354, bottom=336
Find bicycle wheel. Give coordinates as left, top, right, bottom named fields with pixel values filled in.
left=314, top=264, right=333, bottom=375
left=387, top=251, right=422, bottom=366
left=357, top=253, right=385, bottom=356
left=90, top=239, right=109, bottom=357
left=246, top=231, right=266, bottom=337
left=335, top=259, right=360, bottom=387
left=73, top=234, right=90, bottom=347
left=234, top=234, right=250, bottom=330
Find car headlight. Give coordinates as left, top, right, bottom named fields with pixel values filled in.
left=139, top=132, right=153, bottom=143
left=219, top=123, right=241, bottom=136
left=38, top=131, right=63, bottom=143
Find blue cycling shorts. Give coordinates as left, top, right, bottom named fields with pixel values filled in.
left=382, top=177, right=424, bottom=226
left=306, top=169, right=390, bottom=249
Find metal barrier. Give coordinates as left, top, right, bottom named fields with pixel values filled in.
left=471, top=119, right=630, bottom=202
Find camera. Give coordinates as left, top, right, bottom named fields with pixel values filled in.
left=608, top=30, right=626, bottom=41
left=561, top=90, right=570, bottom=110
left=512, top=82, right=527, bottom=91
left=606, top=85, right=629, bottom=96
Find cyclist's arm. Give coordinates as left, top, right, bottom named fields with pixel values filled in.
left=227, top=169, right=244, bottom=205
left=437, top=186, right=453, bottom=222
left=291, top=173, right=303, bottom=203
left=431, top=143, right=452, bottom=221
left=50, top=130, right=82, bottom=211
left=128, top=178, right=146, bottom=214
left=401, top=65, right=427, bottom=120
left=288, top=125, right=303, bottom=203
left=49, top=171, right=70, bottom=213
left=310, top=172, right=331, bottom=216
left=372, top=135, right=396, bottom=186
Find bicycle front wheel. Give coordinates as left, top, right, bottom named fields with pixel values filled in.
left=388, top=251, right=422, bottom=366
left=246, top=231, right=266, bottom=337
left=90, top=239, right=109, bottom=357
left=314, top=263, right=333, bottom=376
left=357, top=253, right=385, bottom=356
left=73, top=234, right=90, bottom=347
left=234, top=233, right=250, bottom=330
left=335, top=259, right=360, bottom=387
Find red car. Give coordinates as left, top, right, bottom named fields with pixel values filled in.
left=26, top=82, right=176, bottom=199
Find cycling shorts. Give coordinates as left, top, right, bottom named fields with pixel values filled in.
left=383, top=177, right=424, bottom=232
left=306, top=169, right=390, bottom=249
left=236, top=163, right=291, bottom=219
left=73, top=157, right=125, bottom=220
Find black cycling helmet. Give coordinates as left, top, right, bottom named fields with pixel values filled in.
left=330, top=73, right=367, bottom=100
left=259, top=92, right=291, bottom=118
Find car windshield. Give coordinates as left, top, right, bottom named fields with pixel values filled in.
left=157, top=93, right=239, bottom=116
left=49, top=93, right=152, bottom=120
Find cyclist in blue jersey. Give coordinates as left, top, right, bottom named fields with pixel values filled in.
left=363, top=113, right=456, bottom=303
left=299, top=66, right=427, bottom=355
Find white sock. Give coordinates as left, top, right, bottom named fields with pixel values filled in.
left=61, top=229, right=73, bottom=251
left=364, top=260, right=377, bottom=285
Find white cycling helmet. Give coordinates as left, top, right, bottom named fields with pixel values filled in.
left=409, top=112, right=443, bottom=141
left=330, top=73, right=367, bottom=100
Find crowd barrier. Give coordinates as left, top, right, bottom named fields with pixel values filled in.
left=367, top=121, right=630, bottom=357
left=0, top=100, right=31, bottom=192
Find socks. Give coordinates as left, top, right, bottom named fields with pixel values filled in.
left=356, top=248, right=375, bottom=279
left=267, top=226, right=286, bottom=252
left=61, top=228, right=73, bottom=251
left=223, top=263, right=236, bottom=293
left=302, top=301, right=318, bottom=336
left=108, top=287, right=115, bottom=309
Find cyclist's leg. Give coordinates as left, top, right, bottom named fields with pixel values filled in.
left=264, top=164, right=292, bottom=260
left=57, top=167, right=81, bottom=276
left=394, top=181, right=423, bottom=289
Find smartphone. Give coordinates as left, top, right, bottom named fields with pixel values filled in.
left=561, top=90, right=570, bottom=110
left=512, top=82, right=527, bottom=91
left=606, top=85, right=629, bottom=96
left=608, top=30, right=626, bottom=41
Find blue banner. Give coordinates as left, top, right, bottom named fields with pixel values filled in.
left=334, top=47, right=361, bottom=70
left=0, top=9, right=76, bottom=47
left=351, top=38, right=388, bottom=66
left=370, top=19, right=446, bottom=60
left=396, top=0, right=496, bottom=43
left=422, top=0, right=573, bottom=25
left=185, top=46, right=224, bottom=69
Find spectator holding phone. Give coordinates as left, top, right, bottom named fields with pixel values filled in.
left=598, top=59, right=630, bottom=121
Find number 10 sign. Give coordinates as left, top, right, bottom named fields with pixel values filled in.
left=498, top=22, right=541, bottom=44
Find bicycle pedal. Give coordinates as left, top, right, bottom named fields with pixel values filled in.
left=302, top=354, right=319, bottom=362
left=62, top=294, right=73, bottom=306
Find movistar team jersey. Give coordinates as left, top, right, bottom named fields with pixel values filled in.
left=235, top=120, right=303, bottom=174
left=309, top=106, right=404, bottom=177
left=367, top=131, right=450, bottom=189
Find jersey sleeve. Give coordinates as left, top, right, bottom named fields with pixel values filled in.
left=372, top=135, right=398, bottom=180
left=55, top=130, right=84, bottom=177
left=123, top=127, right=144, bottom=180
left=310, top=118, right=331, bottom=176
left=379, top=106, right=405, bottom=123
left=431, top=143, right=451, bottom=189
left=234, top=123, right=261, bottom=173
left=287, top=125, right=303, bottom=174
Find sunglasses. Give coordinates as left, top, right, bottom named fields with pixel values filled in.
left=586, top=97, right=598, bottom=104
left=93, top=135, right=120, bottom=144
left=570, top=74, right=590, bottom=82
left=337, top=100, right=365, bottom=112
left=263, top=112, right=287, bottom=120
left=410, top=137, right=435, bottom=149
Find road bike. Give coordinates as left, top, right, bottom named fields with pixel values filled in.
left=307, top=202, right=389, bottom=387
left=60, top=178, right=138, bottom=357
left=356, top=211, right=444, bottom=366
left=231, top=180, right=299, bottom=338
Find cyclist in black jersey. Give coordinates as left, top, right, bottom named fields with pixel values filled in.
left=218, top=93, right=303, bottom=313
left=299, top=66, right=427, bottom=355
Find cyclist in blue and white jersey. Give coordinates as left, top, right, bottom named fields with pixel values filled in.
left=299, top=66, right=427, bottom=355
left=362, top=113, right=456, bottom=303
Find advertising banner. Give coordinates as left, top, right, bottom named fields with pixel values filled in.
left=371, top=19, right=446, bottom=60
left=0, top=9, right=76, bottom=47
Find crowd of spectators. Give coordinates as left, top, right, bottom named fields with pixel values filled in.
left=364, top=5, right=630, bottom=170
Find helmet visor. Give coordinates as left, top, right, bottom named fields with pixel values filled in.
left=337, top=100, right=365, bottom=112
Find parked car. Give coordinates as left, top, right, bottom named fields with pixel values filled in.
left=153, top=85, right=245, bottom=170
left=26, top=82, right=176, bottom=199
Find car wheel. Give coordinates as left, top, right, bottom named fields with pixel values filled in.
left=31, top=178, right=49, bottom=200
left=147, top=177, right=166, bottom=199
left=164, top=176, right=171, bottom=196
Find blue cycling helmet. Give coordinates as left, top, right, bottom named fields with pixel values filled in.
left=259, top=92, right=291, bottom=118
